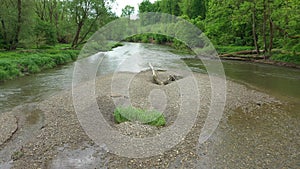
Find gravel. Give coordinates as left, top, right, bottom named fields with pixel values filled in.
left=1, top=70, right=298, bottom=169
left=0, top=113, right=17, bottom=146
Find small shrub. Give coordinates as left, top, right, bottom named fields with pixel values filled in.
left=114, top=106, right=166, bottom=127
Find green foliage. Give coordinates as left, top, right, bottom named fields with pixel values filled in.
left=180, top=0, right=207, bottom=19
left=0, top=69, right=9, bottom=80
left=271, top=53, right=300, bottom=64
left=0, top=46, right=79, bottom=81
left=160, top=0, right=182, bottom=16
left=121, top=5, right=135, bottom=18
left=139, top=0, right=160, bottom=13
left=0, top=0, right=116, bottom=50
left=114, top=106, right=166, bottom=127
left=135, top=0, right=300, bottom=64
left=0, top=0, right=35, bottom=50
left=292, top=43, right=300, bottom=53
left=34, top=20, right=57, bottom=47
left=111, top=42, right=124, bottom=49
left=216, top=46, right=254, bottom=54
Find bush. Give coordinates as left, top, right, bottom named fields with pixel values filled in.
left=114, top=106, right=166, bottom=127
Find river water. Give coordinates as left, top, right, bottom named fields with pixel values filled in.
left=0, top=43, right=299, bottom=168
left=1, top=43, right=299, bottom=112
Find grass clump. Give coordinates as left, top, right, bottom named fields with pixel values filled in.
left=114, top=106, right=166, bottom=127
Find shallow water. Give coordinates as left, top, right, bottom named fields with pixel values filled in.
left=186, top=58, right=300, bottom=100
left=0, top=43, right=299, bottom=168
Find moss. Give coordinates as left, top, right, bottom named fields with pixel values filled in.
left=114, top=106, right=166, bottom=127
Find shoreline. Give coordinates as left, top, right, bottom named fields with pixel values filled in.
left=122, top=41, right=300, bottom=69
left=0, top=42, right=123, bottom=83
left=220, top=56, right=300, bottom=69
left=1, top=71, right=297, bottom=168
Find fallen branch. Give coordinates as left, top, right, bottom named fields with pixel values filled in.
left=148, top=63, right=181, bottom=85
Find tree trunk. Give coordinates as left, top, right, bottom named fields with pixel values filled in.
left=0, top=19, right=8, bottom=48
left=11, top=0, right=22, bottom=50
left=252, top=4, right=259, bottom=54
left=268, top=16, right=274, bottom=56
left=71, top=21, right=84, bottom=48
left=263, top=0, right=268, bottom=59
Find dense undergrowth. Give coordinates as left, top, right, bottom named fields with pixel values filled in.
left=0, top=45, right=79, bottom=82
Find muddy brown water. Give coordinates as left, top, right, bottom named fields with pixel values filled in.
left=0, top=43, right=299, bottom=168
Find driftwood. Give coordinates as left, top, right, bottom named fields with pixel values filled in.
left=148, top=63, right=181, bottom=85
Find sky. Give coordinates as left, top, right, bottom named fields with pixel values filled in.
left=112, top=0, right=157, bottom=16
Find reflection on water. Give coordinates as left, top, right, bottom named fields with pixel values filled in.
left=0, top=43, right=193, bottom=113
left=185, top=58, right=300, bottom=99
left=0, top=43, right=299, bottom=168
left=0, top=64, right=74, bottom=113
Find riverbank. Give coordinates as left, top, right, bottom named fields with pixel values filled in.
left=220, top=53, right=300, bottom=69
left=0, top=42, right=124, bottom=82
left=1, top=71, right=298, bottom=168
left=216, top=46, right=300, bottom=68
left=0, top=44, right=79, bottom=82
left=124, top=38, right=300, bottom=68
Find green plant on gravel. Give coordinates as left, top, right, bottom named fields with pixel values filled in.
left=114, top=106, right=166, bottom=127
left=11, top=150, right=24, bottom=160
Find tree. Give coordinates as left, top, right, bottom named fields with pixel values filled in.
left=0, top=0, right=34, bottom=50
left=139, top=0, right=160, bottom=13
left=160, top=0, right=181, bottom=16
left=34, top=20, right=57, bottom=47
left=69, top=0, right=111, bottom=48
left=251, top=1, right=260, bottom=54
left=121, top=5, right=135, bottom=18
left=180, top=0, right=207, bottom=19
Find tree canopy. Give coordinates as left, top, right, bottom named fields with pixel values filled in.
left=0, top=0, right=299, bottom=56
left=121, top=5, right=135, bottom=18
left=137, top=0, right=300, bottom=56
left=0, top=0, right=116, bottom=50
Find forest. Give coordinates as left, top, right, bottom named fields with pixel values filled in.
left=134, top=0, right=299, bottom=62
left=0, top=0, right=299, bottom=81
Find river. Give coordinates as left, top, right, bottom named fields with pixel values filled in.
left=1, top=43, right=299, bottom=113
left=0, top=43, right=299, bottom=168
